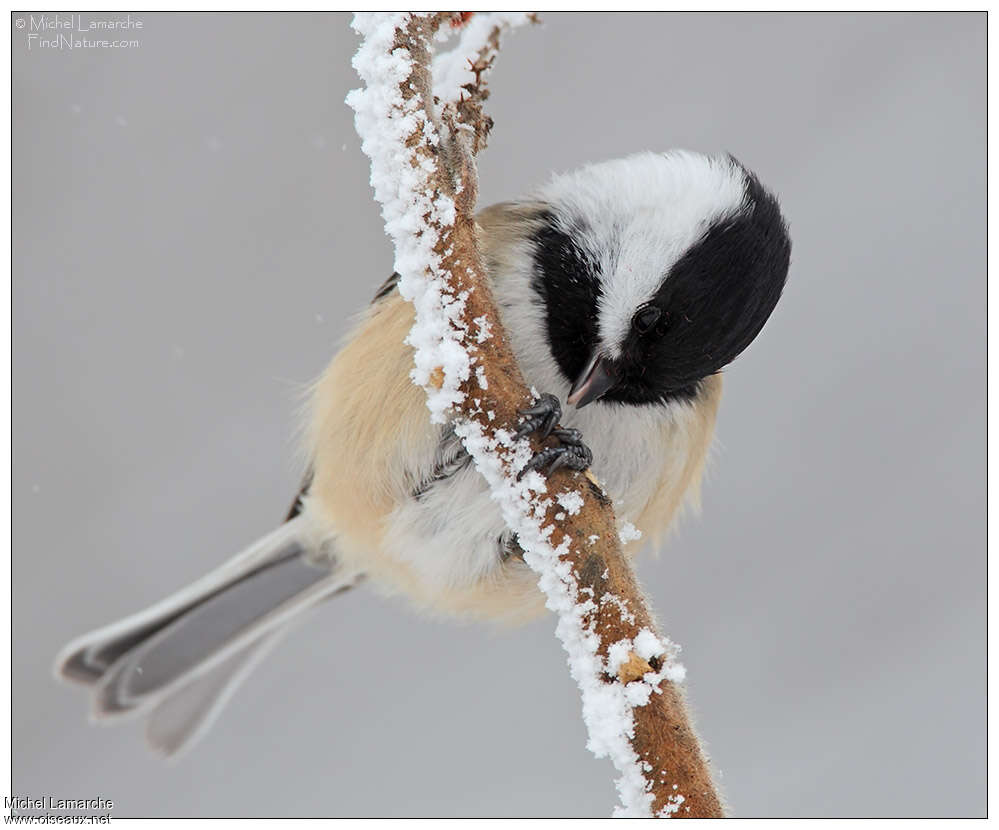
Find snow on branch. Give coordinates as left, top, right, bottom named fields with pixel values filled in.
left=347, top=13, right=723, bottom=818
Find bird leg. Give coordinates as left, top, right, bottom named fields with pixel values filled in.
left=514, top=394, right=593, bottom=479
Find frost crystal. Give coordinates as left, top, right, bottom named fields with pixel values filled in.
left=432, top=13, right=534, bottom=106
left=556, top=490, right=584, bottom=516
left=347, top=13, right=467, bottom=424
left=618, top=521, right=643, bottom=544
left=472, top=314, right=493, bottom=343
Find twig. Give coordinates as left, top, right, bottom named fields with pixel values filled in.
left=347, top=12, right=723, bottom=817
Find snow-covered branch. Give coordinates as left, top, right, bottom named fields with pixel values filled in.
left=347, top=13, right=723, bottom=818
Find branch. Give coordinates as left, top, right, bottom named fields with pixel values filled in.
left=347, top=13, right=723, bottom=817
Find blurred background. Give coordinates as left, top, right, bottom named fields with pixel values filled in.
left=13, top=12, right=984, bottom=818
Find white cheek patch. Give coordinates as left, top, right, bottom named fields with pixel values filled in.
left=597, top=224, right=688, bottom=358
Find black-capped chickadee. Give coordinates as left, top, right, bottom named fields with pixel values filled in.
left=56, top=150, right=791, bottom=757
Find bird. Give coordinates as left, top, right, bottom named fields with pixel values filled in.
left=55, top=150, right=791, bottom=758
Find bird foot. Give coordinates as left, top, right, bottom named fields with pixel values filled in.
left=514, top=393, right=562, bottom=441
left=515, top=394, right=593, bottom=479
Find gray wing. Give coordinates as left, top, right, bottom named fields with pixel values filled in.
left=372, top=271, right=401, bottom=303
left=411, top=424, right=473, bottom=499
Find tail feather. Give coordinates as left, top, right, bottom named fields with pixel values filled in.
left=58, top=518, right=310, bottom=687
left=55, top=516, right=360, bottom=756
left=145, top=627, right=289, bottom=759
left=91, top=541, right=341, bottom=718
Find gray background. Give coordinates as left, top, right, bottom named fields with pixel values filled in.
left=13, top=12, right=984, bottom=818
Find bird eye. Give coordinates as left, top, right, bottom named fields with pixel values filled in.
left=634, top=304, right=662, bottom=334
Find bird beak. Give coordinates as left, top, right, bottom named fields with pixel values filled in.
left=567, top=352, right=616, bottom=408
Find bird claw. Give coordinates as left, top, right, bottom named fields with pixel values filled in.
left=515, top=396, right=593, bottom=480
left=514, top=393, right=562, bottom=441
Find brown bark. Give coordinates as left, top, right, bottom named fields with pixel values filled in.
left=372, top=14, right=723, bottom=817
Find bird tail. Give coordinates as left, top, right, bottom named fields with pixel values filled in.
left=54, top=515, right=361, bottom=758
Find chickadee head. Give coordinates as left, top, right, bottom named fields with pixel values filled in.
left=530, top=151, right=791, bottom=408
